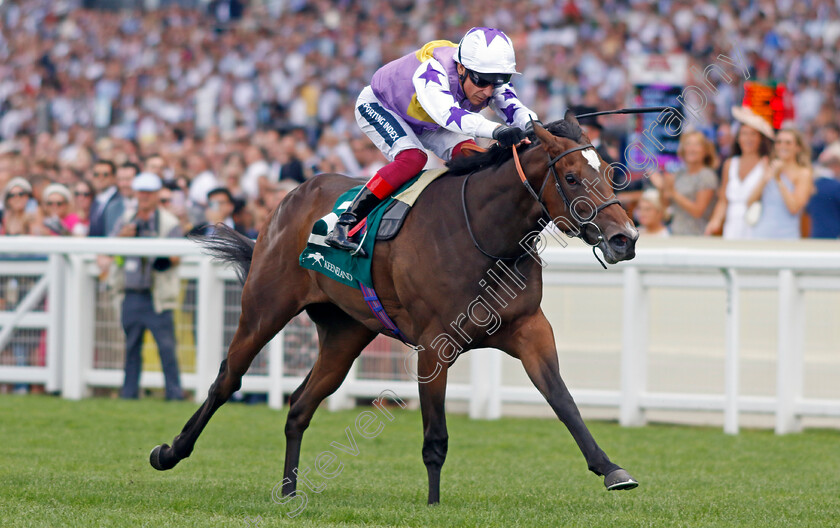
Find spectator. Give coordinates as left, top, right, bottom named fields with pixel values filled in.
left=635, top=189, right=670, bottom=238
left=202, top=187, right=246, bottom=235
left=88, top=160, right=124, bottom=237
left=808, top=144, right=840, bottom=238
left=42, top=184, right=82, bottom=236
left=71, top=179, right=96, bottom=237
left=116, top=162, right=140, bottom=213
left=705, top=106, right=774, bottom=239
left=1, top=178, right=42, bottom=236
left=748, top=128, right=814, bottom=239
left=109, top=172, right=184, bottom=401
left=651, top=131, right=718, bottom=236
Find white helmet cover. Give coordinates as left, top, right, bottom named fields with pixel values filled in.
left=456, top=27, right=519, bottom=76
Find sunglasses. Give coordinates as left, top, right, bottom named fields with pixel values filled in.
left=92, top=171, right=112, bottom=178
left=45, top=200, right=67, bottom=207
left=75, top=191, right=92, bottom=197
left=467, top=70, right=511, bottom=88
left=160, top=198, right=171, bottom=204
left=7, top=191, right=29, bottom=198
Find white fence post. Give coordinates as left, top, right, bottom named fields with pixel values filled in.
left=194, top=259, right=225, bottom=403
left=620, top=266, right=648, bottom=426
left=469, top=348, right=502, bottom=420
left=61, top=255, right=96, bottom=400
left=723, top=268, right=740, bottom=435
left=46, top=254, right=65, bottom=393
left=776, top=269, right=804, bottom=434
left=268, top=331, right=285, bottom=410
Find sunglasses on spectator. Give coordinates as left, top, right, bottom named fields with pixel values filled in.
left=467, top=70, right=511, bottom=88
left=45, top=200, right=68, bottom=207
left=160, top=197, right=171, bottom=204
left=75, top=191, right=92, bottom=197
left=7, top=191, right=29, bottom=198
left=92, top=171, right=112, bottom=178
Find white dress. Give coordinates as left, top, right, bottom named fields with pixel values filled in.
left=722, top=157, right=765, bottom=240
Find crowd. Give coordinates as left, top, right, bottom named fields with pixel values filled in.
left=1, top=0, right=839, bottom=398
left=0, top=0, right=837, bottom=242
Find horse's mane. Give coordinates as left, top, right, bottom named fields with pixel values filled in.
left=445, top=119, right=584, bottom=176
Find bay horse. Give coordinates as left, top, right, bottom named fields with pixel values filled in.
left=150, top=112, right=641, bottom=505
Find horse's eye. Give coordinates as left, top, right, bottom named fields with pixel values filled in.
left=565, top=173, right=578, bottom=185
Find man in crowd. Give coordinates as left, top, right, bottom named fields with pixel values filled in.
left=88, top=160, right=124, bottom=237
left=110, top=172, right=185, bottom=400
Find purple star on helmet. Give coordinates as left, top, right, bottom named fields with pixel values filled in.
left=502, top=104, right=519, bottom=124
left=469, top=27, right=507, bottom=46
left=501, top=88, right=516, bottom=100
left=446, top=106, right=471, bottom=129
left=417, top=63, right=443, bottom=86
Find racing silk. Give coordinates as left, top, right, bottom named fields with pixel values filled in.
left=370, top=40, right=538, bottom=138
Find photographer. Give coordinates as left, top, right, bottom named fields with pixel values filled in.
left=109, top=173, right=185, bottom=401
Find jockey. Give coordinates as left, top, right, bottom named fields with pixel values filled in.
left=325, top=27, right=540, bottom=256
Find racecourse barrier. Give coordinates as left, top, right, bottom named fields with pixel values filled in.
left=0, top=235, right=838, bottom=434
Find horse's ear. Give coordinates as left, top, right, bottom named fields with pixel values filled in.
left=532, top=121, right=553, bottom=144
left=564, top=109, right=580, bottom=127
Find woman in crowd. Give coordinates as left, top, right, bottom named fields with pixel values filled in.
left=635, top=188, right=670, bottom=238
left=705, top=106, right=775, bottom=238
left=1, top=178, right=43, bottom=236
left=41, top=184, right=83, bottom=236
left=651, top=131, right=719, bottom=236
left=70, top=179, right=96, bottom=236
left=747, top=128, right=814, bottom=239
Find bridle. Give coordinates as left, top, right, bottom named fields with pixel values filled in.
left=462, top=107, right=674, bottom=271
left=461, top=140, right=619, bottom=271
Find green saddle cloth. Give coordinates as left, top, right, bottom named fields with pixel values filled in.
left=299, top=173, right=424, bottom=289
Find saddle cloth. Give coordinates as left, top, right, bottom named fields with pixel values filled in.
left=299, top=168, right=448, bottom=289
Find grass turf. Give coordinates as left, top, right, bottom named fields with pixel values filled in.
left=0, top=396, right=838, bottom=527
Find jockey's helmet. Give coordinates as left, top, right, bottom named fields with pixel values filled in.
left=455, top=27, right=518, bottom=85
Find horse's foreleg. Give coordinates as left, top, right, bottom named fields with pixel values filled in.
left=280, top=316, right=375, bottom=497
left=505, top=312, right=638, bottom=491
left=417, top=353, right=449, bottom=505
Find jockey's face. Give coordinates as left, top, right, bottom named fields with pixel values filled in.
left=458, top=64, right=495, bottom=106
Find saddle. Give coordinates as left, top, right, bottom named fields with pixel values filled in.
left=300, top=168, right=449, bottom=289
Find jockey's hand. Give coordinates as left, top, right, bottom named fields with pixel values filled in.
left=492, top=125, right=527, bottom=149
left=524, top=120, right=543, bottom=135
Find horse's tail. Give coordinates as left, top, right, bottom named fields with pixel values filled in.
left=188, top=224, right=255, bottom=285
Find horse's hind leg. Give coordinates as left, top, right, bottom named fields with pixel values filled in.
left=502, top=311, right=638, bottom=490
left=150, top=281, right=300, bottom=471
left=280, top=305, right=375, bottom=496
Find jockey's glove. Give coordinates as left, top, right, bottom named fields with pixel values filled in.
left=524, top=119, right=543, bottom=135
left=492, top=125, right=527, bottom=148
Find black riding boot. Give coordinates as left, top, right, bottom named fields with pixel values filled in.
left=325, top=187, right=382, bottom=257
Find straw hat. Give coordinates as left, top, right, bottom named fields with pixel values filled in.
left=43, top=183, right=73, bottom=203
left=3, top=177, right=33, bottom=203
left=731, top=106, right=775, bottom=139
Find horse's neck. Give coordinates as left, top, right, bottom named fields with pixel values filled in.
left=467, top=148, right=547, bottom=257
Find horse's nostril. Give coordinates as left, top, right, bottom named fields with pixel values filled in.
left=611, top=234, right=628, bottom=250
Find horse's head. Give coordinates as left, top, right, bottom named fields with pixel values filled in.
left=531, top=111, right=638, bottom=263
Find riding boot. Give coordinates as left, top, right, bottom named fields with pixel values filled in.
left=325, top=186, right=383, bottom=256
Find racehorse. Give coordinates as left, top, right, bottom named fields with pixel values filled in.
left=149, top=112, right=641, bottom=505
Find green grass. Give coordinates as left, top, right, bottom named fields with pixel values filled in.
left=1, top=396, right=838, bottom=528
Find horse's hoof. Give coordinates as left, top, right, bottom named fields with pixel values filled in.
left=605, top=468, right=638, bottom=491
left=150, top=444, right=177, bottom=471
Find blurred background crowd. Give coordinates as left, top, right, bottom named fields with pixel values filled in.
left=1, top=0, right=839, bottom=240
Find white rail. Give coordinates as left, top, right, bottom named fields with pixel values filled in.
left=1, top=236, right=839, bottom=434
